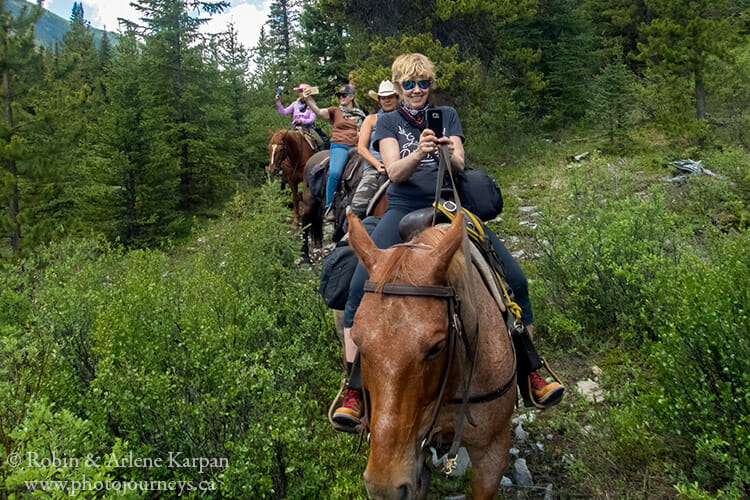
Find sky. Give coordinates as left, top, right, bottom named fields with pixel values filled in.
left=28, top=0, right=272, bottom=51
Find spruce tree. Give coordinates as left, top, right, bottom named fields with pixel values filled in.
left=638, top=0, right=740, bottom=120
left=528, top=0, right=603, bottom=126
left=0, top=0, right=42, bottom=255
left=584, top=0, right=648, bottom=72
left=123, top=0, right=231, bottom=214
left=266, top=0, right=299, bottom=80
left=84, top=29, right=182, bottom=246
left=208, top=21, right=256, bottom=180
left=297, top=1, right=347, bottom=94
left=16, top=1, right=107, bottom=249
left=588, top=54, right=637, bottom=147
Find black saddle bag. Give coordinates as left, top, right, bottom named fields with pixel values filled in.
left=455, top=168, right=503, bottom=221
left=318, top=216, right=380, bottom=310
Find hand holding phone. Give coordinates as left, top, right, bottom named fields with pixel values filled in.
left=426, top=108, right=443, bottom=138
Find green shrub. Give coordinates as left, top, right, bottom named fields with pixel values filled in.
left=531, top=163, right=684, bottom=348
left=1, top=184, right=369, bottom=498
left=647, top=230, right=749, bottom=495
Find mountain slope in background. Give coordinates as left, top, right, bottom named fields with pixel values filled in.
left=7, top=0, right=115, bottom=48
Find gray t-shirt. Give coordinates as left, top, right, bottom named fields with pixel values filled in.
left=373, top=105, right=464, bottom=206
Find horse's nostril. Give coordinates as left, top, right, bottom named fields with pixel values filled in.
left=397, top=483, right=413, bottom=500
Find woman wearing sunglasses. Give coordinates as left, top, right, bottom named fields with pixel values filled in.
left=331, top=53, right=563, bottom=431
left=303, top=84, right=366, bottom=221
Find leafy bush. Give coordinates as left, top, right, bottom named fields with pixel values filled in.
left=647, top=230, right=749, bottom=496
left=531, top=162, right=684, bottom=348
left=2, top=184, right=369, bottom=498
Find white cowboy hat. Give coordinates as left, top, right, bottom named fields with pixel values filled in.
left=368, top=80, right=398, bottom=100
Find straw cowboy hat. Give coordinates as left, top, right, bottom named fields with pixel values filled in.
left=368, top=80, right=398, bottom=100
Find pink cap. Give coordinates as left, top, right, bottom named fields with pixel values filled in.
left=293, top=83, right=311, bottom=90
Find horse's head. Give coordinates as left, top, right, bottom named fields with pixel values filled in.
left=348, top=212, right=465, bottom=498
left=267, top=129, right=288, bottom=177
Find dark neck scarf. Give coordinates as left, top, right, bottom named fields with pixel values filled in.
left=398, top=101, right=430, bottom=129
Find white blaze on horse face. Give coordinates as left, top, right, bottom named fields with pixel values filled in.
left=270, top=144, right=278, bottom=167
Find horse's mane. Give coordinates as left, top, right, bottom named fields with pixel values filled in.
left=374, top=224, right=467, bottom=289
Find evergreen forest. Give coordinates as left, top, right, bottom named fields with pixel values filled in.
left=1, top=0, right=748, bottom=498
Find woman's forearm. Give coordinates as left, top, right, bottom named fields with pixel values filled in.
left=381, top=137, right=424, bottom=182
left=357, top=118, right=384, bottom=171
left=305, top=97, right=328, bottom=120
left=299, top=108, right=316, bottom=125
left=359, top=149, right=384, bottom=171
left=448, top=136, right=465, bottom=171
left=277, top=100, right=293, bottom=114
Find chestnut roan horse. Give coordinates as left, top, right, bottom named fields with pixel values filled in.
left=268, top=129, right=314, bottom=224
left=347, top=212, right=517, bottom=499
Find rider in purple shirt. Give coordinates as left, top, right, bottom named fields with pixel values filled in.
left=276, top=83, right=325, bottom=149
left=276, top=83, right=317, bottom=126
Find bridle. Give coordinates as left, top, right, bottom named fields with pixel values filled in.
left=269, top=138, right=289, bottom=177
left=362, top=273, right=516, bottom=476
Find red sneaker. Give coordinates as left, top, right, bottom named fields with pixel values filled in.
left=332, top=388, right=362, bottom=429
left=529, top=371, right=564, bottom=407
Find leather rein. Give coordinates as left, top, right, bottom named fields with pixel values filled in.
left=362, top=143, right=517, bottom=475
left=362, top=269, right=516, bottom=474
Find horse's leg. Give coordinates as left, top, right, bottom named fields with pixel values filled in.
left=466, top=433, right=511, bottom=500
left=301, top=228, right=311, bottom=264
left=290, top=181, right=300, bottom=225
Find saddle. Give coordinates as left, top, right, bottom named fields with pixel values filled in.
left=295, top=127, right=321, bottom=152
left=399, top=203, right=562, bottom=408
left=306, top=156, right=330, bottom=201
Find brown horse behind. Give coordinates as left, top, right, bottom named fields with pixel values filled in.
left=268, top=129, right=315, bottom=224
left=348, top=212, right=516, bottom=499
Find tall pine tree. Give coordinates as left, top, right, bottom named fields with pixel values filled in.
left=638, top=0, right=740, bottom=120
left=84, top=29, right=182, bottom=246
left=0, top=0, right=42, bottom=255
left=17, top=1, right=109, bottom=248
left=266, top=0, right=298, bottom=80
left=123, top=0, right=231, bottom=214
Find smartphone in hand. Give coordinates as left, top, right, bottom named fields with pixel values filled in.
left=426, top=108, right=443, bottom=138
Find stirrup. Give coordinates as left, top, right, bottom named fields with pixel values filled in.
left=523, top=358, right=565, bottom=409
left=328, top=379, right=359, bottom=433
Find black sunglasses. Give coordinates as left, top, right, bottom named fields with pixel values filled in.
left=401, top=79, right=431, bottom=91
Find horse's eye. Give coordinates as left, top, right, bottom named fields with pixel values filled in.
left=424, top=340, right=446, bottom=360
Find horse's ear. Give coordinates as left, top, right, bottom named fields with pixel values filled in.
left=429, top=214, right=464, bottom=282
left=268, top=128, right=274, bottom=137
left=348, top=212, right=382, bottom=274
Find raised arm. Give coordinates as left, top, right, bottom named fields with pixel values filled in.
left=357, top=115, right=385, bottom=172
left=302, top=89, right=330, bottom=121
left=276, top=96, right=294, bottom=115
